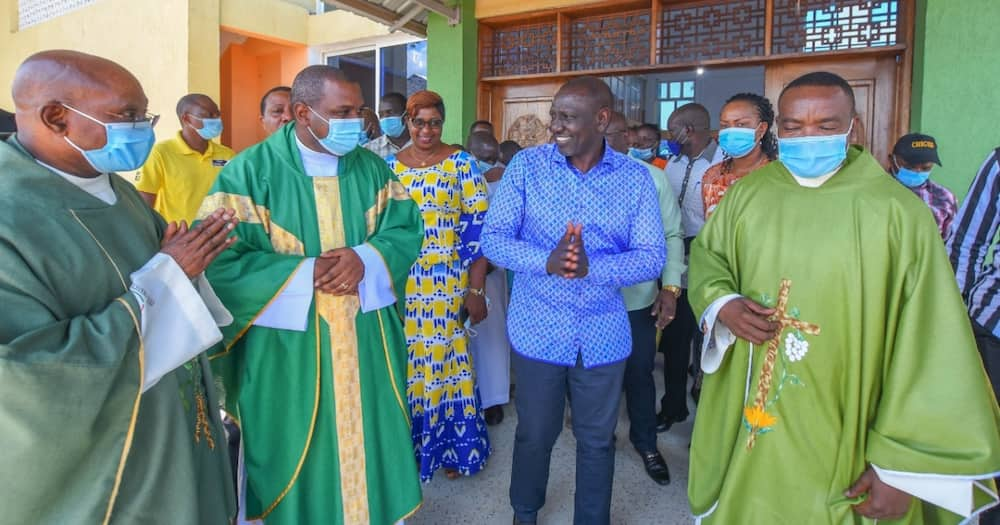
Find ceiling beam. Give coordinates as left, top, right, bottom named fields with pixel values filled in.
left=390, top=3, right=426, bottom=33
left=410, top=0, right=460, bottom=25
left=324, top=0, right=427, bottom=37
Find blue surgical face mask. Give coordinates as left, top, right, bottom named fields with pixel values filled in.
left=307, top=107, right=364, bottom=156
left=894, top=160, right=931, bottom=187
left=380, top=116, right=405, bottom=138
left=191, top=116, right=223, bottom=140
left=629, top=147, right=655, bottom=161
left=777, top=122, right=853, bottom=179
left=663, top=140, right=682, bottom=157
left=477, top=159, right=495, bottom=173
left=718, top=127, right=759, bottom=158
left=62, top=104, right=156, bottom=173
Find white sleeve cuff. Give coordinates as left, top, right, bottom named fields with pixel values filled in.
left=352, top=243, right=397, bottom=313
left=130, top=253, right=226, bottom=393
left=699, top=293, right=742, bottom=374
left=872, top=464, right=1000, bottom=518
left=253, top=258, right=315, bottom=332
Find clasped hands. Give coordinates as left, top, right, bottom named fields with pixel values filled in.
left=546, top=222, right=589, bottom=279
left=160, top=207, right=239, bottom=278
left=313, top=248, right=364, bottom=296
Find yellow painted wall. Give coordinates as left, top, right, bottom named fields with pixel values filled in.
left=220, top=0, right=309, bottom=44
left=0, top=0, right=193, bottom=144
left=475, top=0, right=606, bottom=19
left=307, top=10, right=390, bottom=45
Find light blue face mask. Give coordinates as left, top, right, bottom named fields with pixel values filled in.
left=718, top=127, right=758, bottom=158
left=191, top=116, right=223, bottom=140
left=477, top=159, right=495, bottom=174
left=380, top=116, right=405, bottom=138
left=894, top=161, right=931, bottom=188
left=62, top=103, right=156, bottom=173
left=628, top=147, right=655, bottom=161
left=308, top=107, right=364, bottom=156
left=777, top=122, right=853, bottom=179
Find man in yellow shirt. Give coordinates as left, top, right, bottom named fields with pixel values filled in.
left=136, top=93, right=234, bottom=223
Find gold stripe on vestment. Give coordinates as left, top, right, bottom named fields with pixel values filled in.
left=312, top=177, right=370, bottom=524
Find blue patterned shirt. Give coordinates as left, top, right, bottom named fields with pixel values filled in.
left=481, top=143, right=666, bottom=367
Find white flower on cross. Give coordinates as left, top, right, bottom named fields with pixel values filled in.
left=784, top=332, right=809, bottom=362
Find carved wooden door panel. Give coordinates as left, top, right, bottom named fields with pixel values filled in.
left=765, top=56, right=899, bottom=167
left=486, top=81, right=563, bottom=147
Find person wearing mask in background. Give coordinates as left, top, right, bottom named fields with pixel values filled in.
left=466, top=130, right=512, bottom=426
left=630, top=123, right=669, bottom=169
left=658, top=102, right=724, bottom=429
left=702, top=93, right=777, bottom=219
left=889, top=133, right=955, bottom=239
left=470, top=119, right=494, bottom=137
left=366, top=92, right=412, bottom=160
left=389, top=91, right=493, bottom=482
left=499, top=139, right=522, bottom=167
left=198, top=65, right=424, bottom=525
left=135, top=93, right=234, bottom=224
left=689, top=71, right=1000, bottom=524
left=606, top=110, right=685, bottom=486
left=259, top=86, right=292, bottom=136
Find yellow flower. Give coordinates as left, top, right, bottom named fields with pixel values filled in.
left=744, top=406, right=777, bottom=429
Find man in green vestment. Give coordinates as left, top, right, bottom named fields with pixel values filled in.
left=687, top=71, right=1000, bottom=524
left=0, top=50, right=238, bottom=524
left=199, top=65, right=424, bottom=525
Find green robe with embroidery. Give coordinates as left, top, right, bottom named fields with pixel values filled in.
left=0, top=137, right=235, bottom=524
left=688, top=146, right=1000, bottom=524
left=200, top=123, right=424, bottom=525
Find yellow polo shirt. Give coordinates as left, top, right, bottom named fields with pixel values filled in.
left=134, top=132, right=235, bottom=224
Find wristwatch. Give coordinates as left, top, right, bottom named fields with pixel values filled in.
left=469, top=287, right=486, bottom=297
left=662, top=285, right=682, bottom=298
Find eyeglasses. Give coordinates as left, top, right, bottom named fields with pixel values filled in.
left=62, top=103, right=159, bottom=128
left=410, top=118, right=444, bottom=130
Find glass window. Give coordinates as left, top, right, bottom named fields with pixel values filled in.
left=380, top=41, right=427, bottom=98
left=658, top=80, right=696, bottom=130
left=327, top=50, right=376, bottom=107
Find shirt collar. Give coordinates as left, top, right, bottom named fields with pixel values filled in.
left=175, top=131, right=217, bottom=158
left=549, top=140, right=623, bottom=174
left=672, top=139, right=719, bottom=164
left=294, top=134, right=339, bottom=177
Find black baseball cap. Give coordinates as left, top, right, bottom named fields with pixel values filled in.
left=892, top=133, right=942, bottom=166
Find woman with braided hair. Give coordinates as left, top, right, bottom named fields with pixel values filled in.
left=702, top=93, right=777, bottom=219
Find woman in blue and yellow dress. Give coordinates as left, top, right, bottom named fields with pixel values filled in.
left=387, top=90, right=492, bottom=481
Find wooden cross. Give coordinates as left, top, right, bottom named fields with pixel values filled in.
left=746, top=278, right=821, bottom=450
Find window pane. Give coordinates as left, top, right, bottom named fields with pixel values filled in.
left=660, top=103, right=672, bottom=130
left=677, top=100, right=692, bottom=108
left=381, top=40, right=427, bottom=100
left=659, top=82, right=668, bottom=99
left=670, top=82, right=681, bottom=99
left=683, top=81, right=695, bottom=98
left=328, top=50, right=376, bottom=107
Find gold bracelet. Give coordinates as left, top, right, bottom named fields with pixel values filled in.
left=662, top=285, right=681, bottom=298
left=469, top=287, right=485, bottom=297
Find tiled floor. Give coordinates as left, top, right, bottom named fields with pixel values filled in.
left=408, top=354, right=696, bottom=525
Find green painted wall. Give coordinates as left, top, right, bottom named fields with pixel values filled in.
left=912, top=0, right=1000, bottom=202
left=426, top=0, right=477, bottom=145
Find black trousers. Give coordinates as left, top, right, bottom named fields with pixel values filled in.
left=510, top=352, right=626, bottom=525
left=624, top=306, right=659, bottom=452
left=973, top=321, right=1000, bottom=525
left=657, top=290, right=697, bottom=421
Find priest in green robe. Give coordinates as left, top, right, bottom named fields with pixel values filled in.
left=200, top=65, right=424, bottom=525
left=688, top=71, right=1000, bottom=524
left=1, top=51, right=237, bottom=524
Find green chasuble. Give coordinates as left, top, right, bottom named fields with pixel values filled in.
left=688, top=146, right=1000, bottom=524
left=200, top=123, right=424, bottom=525
left=0, top=137, right=234, bottom=524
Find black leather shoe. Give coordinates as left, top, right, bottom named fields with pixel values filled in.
left=485, top=405, right=504, bottom=426
left=638, top=449, right=671, bottom=485
left=655, top=412, right=687, bottom=433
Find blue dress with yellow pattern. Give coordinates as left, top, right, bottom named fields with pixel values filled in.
left=387, top=149, right=492, bottom=481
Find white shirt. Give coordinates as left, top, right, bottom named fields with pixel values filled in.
left=664, top=139, right=725, bottom=238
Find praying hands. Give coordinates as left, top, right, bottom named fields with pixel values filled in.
left=546, top=222, right=589, bottom=279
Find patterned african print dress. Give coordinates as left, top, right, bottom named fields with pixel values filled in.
left=388, top=149, right=492, bottom=481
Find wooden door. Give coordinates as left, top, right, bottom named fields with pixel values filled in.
left=485, top=81, right=563, bottom=147
left=765, top=55, right=900, bottom=168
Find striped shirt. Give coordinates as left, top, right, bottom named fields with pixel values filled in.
left=947, top=148, right=1000, bottom=337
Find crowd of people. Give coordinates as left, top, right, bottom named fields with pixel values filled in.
left=2, top=48, right=1000, bottom=525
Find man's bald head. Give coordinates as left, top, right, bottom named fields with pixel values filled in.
left=467, top=130, right=499, bottom=163
left=176, top=93, right=215, bottom=120
left=291, top=66, right=355, bottom=108
left=667, top=103, right=710, bottom=130
left=11, top=50, right=149, bottom=177
left=555, top=77, right=613, bottom=112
